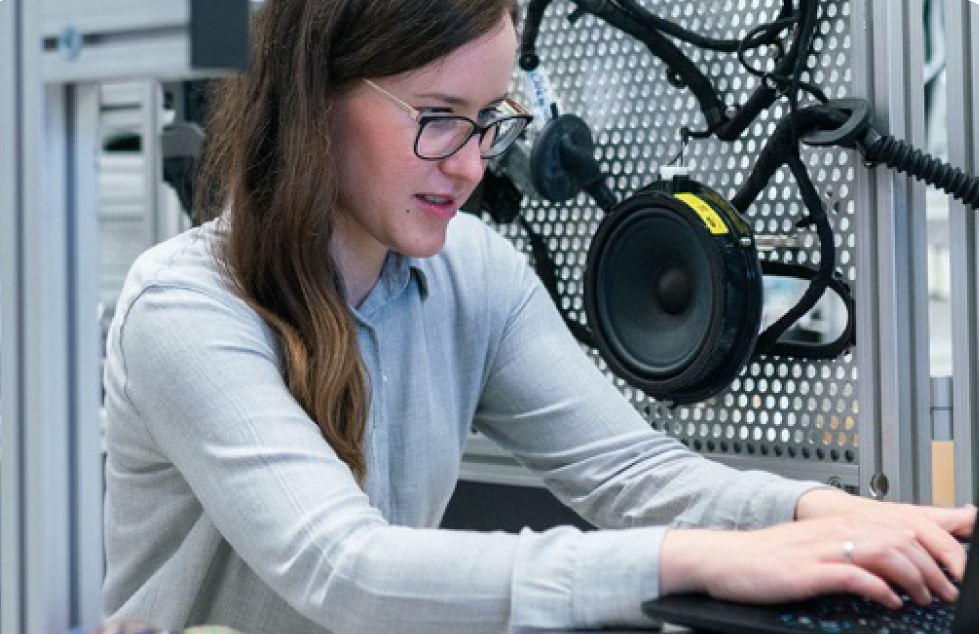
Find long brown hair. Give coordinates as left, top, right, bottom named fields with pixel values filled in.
left=195, top=0, right=519, bottom=481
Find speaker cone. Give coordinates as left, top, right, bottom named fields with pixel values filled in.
left=584, top=179, right=763, bottom=405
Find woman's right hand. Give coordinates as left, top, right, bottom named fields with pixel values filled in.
left=659, top=516, right=963, bottom=608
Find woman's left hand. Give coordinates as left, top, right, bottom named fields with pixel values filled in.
left=795, top=488, right=976, bottom=582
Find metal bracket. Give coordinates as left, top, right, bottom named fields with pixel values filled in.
left=40, top=0, right=249, bottom=83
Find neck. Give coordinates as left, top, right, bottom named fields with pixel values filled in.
left=331, top=219, right=387, bottom=309
left=344, top=266, right=382, bottom=309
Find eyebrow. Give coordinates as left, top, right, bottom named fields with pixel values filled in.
left=413, top=91, right=507, bottom=109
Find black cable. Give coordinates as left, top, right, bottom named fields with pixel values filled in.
left=861, top=132, right=979, bottom=208
left=557, top=137, right=619, bottom=213
left=519, top=0, right=553, bottom=70
left=787, top=0, right=819, bottom=146
left=737, top=17, right=798, bottom=77
left=769, top=74, right=829, bottom=104
left=754, top=154, right=839, bottom=357
left=518, top=216, right=596, bottom=346
left=520, top=0, right=823, bottom=143
left=759, top=260, right=855, bottom=359
left=731, top=103, right=856, bottom=359
left=737, top=16, right=830, bottom=104
left=581, top=0, right=729, bottom=130
left=612, top=0, right=748, bottom=52
left=715, top=0, right=819, bottom=141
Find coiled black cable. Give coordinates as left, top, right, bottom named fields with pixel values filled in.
left=862, top=133, right=979, bottom=208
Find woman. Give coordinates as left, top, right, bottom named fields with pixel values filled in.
left=102, top=0, right=974, bottom=632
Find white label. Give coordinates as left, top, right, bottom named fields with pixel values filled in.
left=523, top=67, right=560, bottom=125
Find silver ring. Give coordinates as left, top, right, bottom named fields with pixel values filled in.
left=842, top=539, right=856, bottom=564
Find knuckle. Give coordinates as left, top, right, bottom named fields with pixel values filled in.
left=840, top=566, right=865, bottom=586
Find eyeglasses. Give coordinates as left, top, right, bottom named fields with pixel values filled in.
left=363, top=79, right=533, bottom=161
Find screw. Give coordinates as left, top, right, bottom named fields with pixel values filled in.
left=869, top=473, right=890, bottom=500
left=58, top=27, right=82, bottom=61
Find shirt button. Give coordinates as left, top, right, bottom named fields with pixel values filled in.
left=382, top=374, right=389, bottom=382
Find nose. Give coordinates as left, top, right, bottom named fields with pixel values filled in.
left=439, top=134, right=487, bottom=187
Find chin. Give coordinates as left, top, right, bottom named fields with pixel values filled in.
left=398, top=234, right=449, bottom=259
left=404, top=244, right=446, bottom=259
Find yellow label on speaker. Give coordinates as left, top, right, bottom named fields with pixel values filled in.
left=676, top=193, right=729, bottom=235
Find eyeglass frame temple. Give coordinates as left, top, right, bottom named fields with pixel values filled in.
left=363, top=78, right=423, bottom=120
left=363, top=78, right=531, bottom=124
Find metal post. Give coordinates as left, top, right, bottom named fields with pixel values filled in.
left=852, top=0, right=932, bottom=502
left=139, top=81, right=168, bottom=245
left=69, top=83, right=106, bottom=630
left=849, top=0, right=883, bottom=499
left=20, top=34, right=75, bottom=634
left=946, top=0, right=979, bottom=505
left=1, top=2, right=248, bottom=631
left=1, top=0, right=27, bottom=631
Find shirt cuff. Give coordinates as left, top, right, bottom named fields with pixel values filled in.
left=510, top=525, right=666, bottom=631
left=572, top=526, right=667, bottom=627
left=753, top=479, right=835, bottom=527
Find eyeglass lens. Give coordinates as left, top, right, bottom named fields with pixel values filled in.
left=417, top=117, right=526, bottom=159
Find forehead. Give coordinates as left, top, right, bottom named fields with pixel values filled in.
left=384, top=15, right=518, bottom=103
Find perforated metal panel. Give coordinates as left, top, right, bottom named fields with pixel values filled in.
left=491, top=0, right=860, bottom=485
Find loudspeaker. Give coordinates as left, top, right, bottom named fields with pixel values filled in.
left=584, top=178, right=763, bottom=405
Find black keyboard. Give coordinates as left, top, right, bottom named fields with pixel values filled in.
left=777, top=592, right=955, bottom=633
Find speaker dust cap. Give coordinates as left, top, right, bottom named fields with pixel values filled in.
left=584, top=180, right=763, bottom=405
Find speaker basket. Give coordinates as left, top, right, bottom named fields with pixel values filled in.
left=584, top=179, right=763, bottom=405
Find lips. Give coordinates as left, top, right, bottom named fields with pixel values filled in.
left=413, top=193, right=458, bottom=220
left=416, top=193, right=456, bottom=206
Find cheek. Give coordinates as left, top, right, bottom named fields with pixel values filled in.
left=334, top=99, right=393, bottom=180
left=336, top=131, right=392, bottom=208
left=333, top=104, right=426, bottom=214
left=367, top=146, right=428, bottom=208
left=340, top=150, right=427, bottom=228
left=345, top=129, right=414, bottom=188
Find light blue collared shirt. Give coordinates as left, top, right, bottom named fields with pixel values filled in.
left=102, top=213, right=819, bottom=634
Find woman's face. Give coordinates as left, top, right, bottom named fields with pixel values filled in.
left=332, top=14, right=518, bottom=267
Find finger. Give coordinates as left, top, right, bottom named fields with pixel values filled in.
left=952, top=505, right=977, bottom=537
left=897, top=533, right=959, bottom=603
left=815, top=563, right=903, bottom=609
left=912, top=515, right=970, bottom=583
left=846, top=533, right=933, bottom=605
left=922, top=504, right=977, bottom=539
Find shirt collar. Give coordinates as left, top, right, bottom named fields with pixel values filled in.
left=405, top=256, right=429, bottom=299
left=384, top=251, right=429, bottom=299
left=353, top=251, right=429, bottom=320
